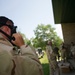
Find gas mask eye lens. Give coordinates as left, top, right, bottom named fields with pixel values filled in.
left=11, top=26, right=17, bottom=34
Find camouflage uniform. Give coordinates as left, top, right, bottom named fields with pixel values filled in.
left=60, top=45, right=67, bottom=62
left=70, top=45, right=75, bottom=59
left=46, top=45, right=60, bottom=75
left=0, top=34, right=44, bottom=75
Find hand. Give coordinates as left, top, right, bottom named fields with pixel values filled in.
left=11, top=33, right=25, bottom=47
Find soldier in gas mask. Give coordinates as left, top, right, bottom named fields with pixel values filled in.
left=0, top=16, right=44, bottom=75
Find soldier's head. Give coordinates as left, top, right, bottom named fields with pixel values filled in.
left=0, top=16, right=17, bottom=40
left=47, top=40, right=52, bottom=46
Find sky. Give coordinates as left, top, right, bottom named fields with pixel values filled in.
left=0, top=0, right=63, bottom=39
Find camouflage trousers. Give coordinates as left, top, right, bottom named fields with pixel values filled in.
left=49, top=64, right=60, bottom=75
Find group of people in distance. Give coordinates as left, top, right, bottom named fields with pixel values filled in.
left=46, top=39, right=75, bottom=75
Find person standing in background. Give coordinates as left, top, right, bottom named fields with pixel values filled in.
left=46, top=40, right=60, bottom=75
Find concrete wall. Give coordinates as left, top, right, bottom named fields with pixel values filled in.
left=61, top=23, right=75, bottom=44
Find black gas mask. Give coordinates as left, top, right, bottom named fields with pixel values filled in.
left=0, top=23, right=17, bottom=45
left=0, top=16, right=18, bottom=46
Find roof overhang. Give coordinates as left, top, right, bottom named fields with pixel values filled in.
left=52, top=0, right=75, bottom=24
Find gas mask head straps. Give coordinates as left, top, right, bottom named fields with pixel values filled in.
left=0, top=16, right=17, bottom=45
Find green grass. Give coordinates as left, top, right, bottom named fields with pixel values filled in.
left=39, top=52, right=49, bottom=75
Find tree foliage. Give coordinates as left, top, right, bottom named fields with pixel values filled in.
left=31, top=24, right=63, bottom=50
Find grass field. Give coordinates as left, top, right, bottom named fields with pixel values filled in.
left=39, top=52, right=49, bottom=75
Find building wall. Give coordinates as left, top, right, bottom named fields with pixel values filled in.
left=61, top=23, right=75, bottom=44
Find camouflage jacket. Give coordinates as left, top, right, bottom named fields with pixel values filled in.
left=0, top=34, right=44, bottom=75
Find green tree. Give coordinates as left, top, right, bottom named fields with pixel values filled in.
left=32, top=24, right=63, bottom=50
